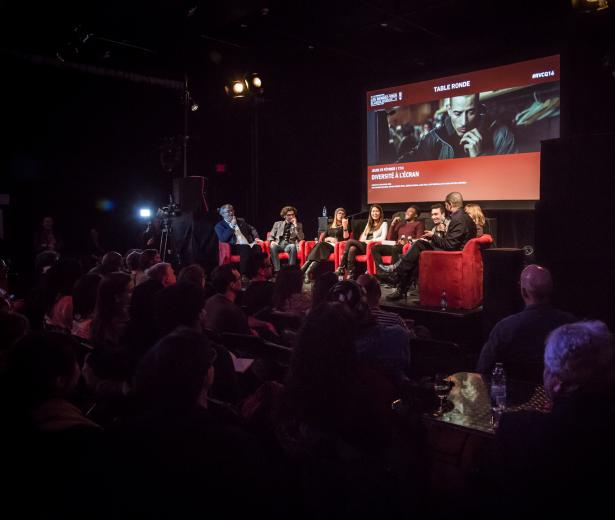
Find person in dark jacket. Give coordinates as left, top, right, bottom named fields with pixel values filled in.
left=215, top=203, right=262, bottom=277
left=387, top=192, right=476, bottom=300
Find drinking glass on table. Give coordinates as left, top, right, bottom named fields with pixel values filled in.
left=432, top=373, right=451, bottom=417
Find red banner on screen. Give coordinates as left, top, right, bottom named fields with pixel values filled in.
left=367, top=153, right=541, bottom=203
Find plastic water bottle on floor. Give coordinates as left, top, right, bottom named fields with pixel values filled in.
left=440, top=289, right=447, bottom=311
left=322, top=206, right=327, bottom=217
left=490, top=363, right=507, bottom=426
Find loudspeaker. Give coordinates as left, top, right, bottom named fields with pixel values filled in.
left=173, top=176, right=208, bottom=213
left=482, top=248, right=525, bottom=340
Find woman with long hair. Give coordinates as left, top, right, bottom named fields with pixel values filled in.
left=336, top=204, right=388, bottom=280
left=301, top=207, right=349, bottom=283
left=464, top=203, right=486, bottom=237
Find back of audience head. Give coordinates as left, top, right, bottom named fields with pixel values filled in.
left=72, top=273, right=102, bottom=320
left=42, top=258, right=82, bottom=313
left=139, top=249, right=160, bottom=271
left=178, top=264, right=205, bottom=288
left=100, top=251, right=123, bottom=275
left=311, top=272, right=338, bottom=309
left=0, top=312, right=30, bottom=358
left=154, top=282, right=206, bottom=339
left=272, top=265, right=303, bottom=309
left=245, top=252, right=272, bottom=281
left=146, top=262, right=176, bottom=287
left=287, top=303, right=358, bottom=423
left=544, top=320, right=615, bottom=400
left=210, top=264, right=241, bottom=296
left=327, top=279, right=372, bottom=324
left=520, top=264, right=553, bottom=305
left=7, top=332, right=80, bottom=409
left=356, top=274, right=381, bottom=308
left=91, top=271, right=132, bottom=344
left=133, top=327, right=217, bottom=412
left=125, top=250, right=142, bottom=272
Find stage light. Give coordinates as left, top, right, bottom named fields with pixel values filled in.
left=139, top=208, right=152, bottom=218
left=190, top=102, right=199, bottom=112
left=232, top=80, right=246, bottom=94
left=571, top=0, right=609, bottom=13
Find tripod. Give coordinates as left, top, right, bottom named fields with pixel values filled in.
left=159, top=216, right=173, bottom=263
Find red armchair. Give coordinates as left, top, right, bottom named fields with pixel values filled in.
left=218, top=242, right=240, bottom=266
left=418, top=234, right=493, bottom=310
left=303, top=240, right=342, bottom=270
left=338, top=240, right=381, bottom=275
left=265, top=233, right=306, bottom=267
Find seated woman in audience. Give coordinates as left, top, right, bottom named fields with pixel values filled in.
left=71, top=273, right=102, bottom=340
left=464, top=203, right=486, bottom=237
left=301, top=207, right=349, bottom=283
left=134, top=248, right=160, bottom=285
left=336, top=204, right=388, bottom=280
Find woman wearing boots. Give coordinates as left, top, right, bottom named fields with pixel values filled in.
left=301, top=208, right=349, bottom=283
left=336, top=205, right=388, bottom=280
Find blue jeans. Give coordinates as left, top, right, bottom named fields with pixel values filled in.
left=270, top=241, right=297, bottom=271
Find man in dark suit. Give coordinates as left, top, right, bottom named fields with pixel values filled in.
left=387, top=192, right=476, bottom=300
left=269, top=206, right=304, bottom=273
left=215, top=204, right=262, bottom=278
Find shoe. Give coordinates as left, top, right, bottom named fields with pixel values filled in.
left=379, top=260, right=402, bottom=273
left=386, top=288, right=408, bottom=301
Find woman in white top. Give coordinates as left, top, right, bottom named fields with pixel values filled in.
left=336, top=204, right=388, bottom=280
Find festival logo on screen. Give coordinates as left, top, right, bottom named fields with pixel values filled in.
left=370, top=91, right=403, bottom=107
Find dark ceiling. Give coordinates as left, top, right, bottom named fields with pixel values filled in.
left=2, top=1, right=613, bottom=87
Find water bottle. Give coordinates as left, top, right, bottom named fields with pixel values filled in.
left=440, top=289, right=447, bottom=311
left=490, top=363, right=507, bottom=422
left=322, top=206, right=327, bottom=217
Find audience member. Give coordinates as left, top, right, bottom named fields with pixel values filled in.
left=134, top=248, right=160, bottom=285
left=124, top=249, right=142, bottom=285
left=90, top=271, right=133, bottom=348
left=203, top=264, right=250, bottom=335
left=476, top=264, right=575, bottom=383
left=310, top=271, right=338, bottom=310
left=491, top=321, right=615, bottom=515
left=272, top=265, right=311, bottom=315
left=42, top=258, right=81, bottom=332
left=88, top=251, right=123, bottom=277
left=178, top=263, right=206, bottom=288
left=328, top=280, right=410, bottom=385
left=357, top=274, right=411, bottom=331
left=71, top=273, right=102, bottom=340
left=111, top=328, right=268, bottom=516
left=33, top=216, right=63, bottom=254
left=242, top=252, right=274, bottom=317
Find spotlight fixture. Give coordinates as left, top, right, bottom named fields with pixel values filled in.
left=139, top=208, right=152, bottom=218
left=571, top=0, right=609, bottom=13
left=190, top=101, right=199, bottom=112
left=225, top=74, right=264, bottom=98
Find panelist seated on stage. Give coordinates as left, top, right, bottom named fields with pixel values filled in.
left=215, top=204, right=263, bottom=277
left=269, top=206, right=304, bottom=273
left=372, top=205, right=424, bottom=274
left=386, top=192, right=476, bottom=300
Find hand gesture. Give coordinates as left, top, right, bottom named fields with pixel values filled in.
left=341, top=218, right=349, bottom=228
left=291, top=217, right=298, bottom=227
left=460, top=128, right=483, bottom=157
left=391, top=216, right=401, bottom=225
left=422, top=229, right=435, bottom=239
left=230, top=216, right=237, bottom=227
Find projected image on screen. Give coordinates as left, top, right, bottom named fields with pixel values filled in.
left=366, top=55, right=560, bottom=203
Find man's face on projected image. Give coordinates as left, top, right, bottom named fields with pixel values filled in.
left=448, top=94, right=483, bottom=157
